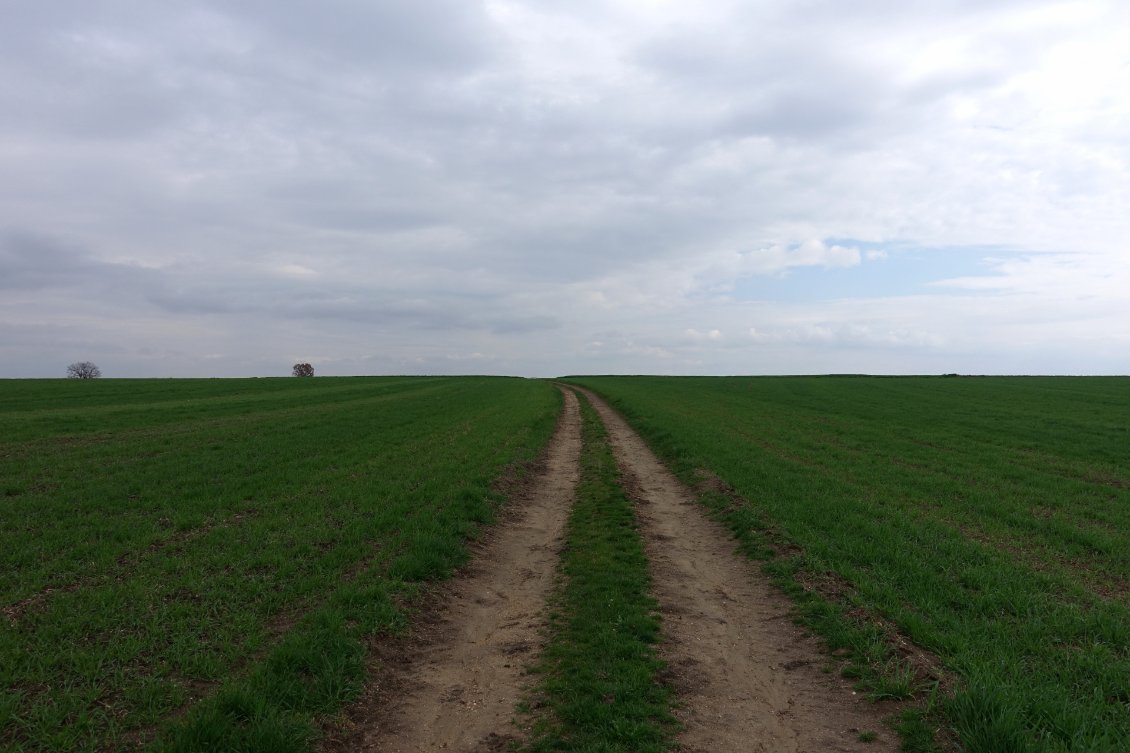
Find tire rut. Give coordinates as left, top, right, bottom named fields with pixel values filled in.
left=327, top=388, right=581, bottom=753
left=579, top=388, right=900, bottom=753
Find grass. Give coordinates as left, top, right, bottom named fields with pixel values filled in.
left=521, top=390, right=675, bottom=753
left=562, top=376, right=1130, bottom=753
left=0, top=376, right=559, bottom=752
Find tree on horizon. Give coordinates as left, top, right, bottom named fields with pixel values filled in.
left=67, top=361, right=101, bottom=379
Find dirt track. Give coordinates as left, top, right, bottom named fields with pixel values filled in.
left=328, top=388, right=582, bottom=752
left=581, top=387, right=898, bottom=753
left=333, top=386, right=901, bottom=752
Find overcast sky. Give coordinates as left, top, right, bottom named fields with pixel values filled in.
left=2, top=1, right=1129, bottom=377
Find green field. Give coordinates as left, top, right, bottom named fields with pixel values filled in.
left=564, top=376, right=1130, bottom=752
left=6, top=375, right=1130, bottom=752
left=0, top=377, right=559, bottom=752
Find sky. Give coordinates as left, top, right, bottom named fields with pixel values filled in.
left=2, top=0, right=1129, bottom=378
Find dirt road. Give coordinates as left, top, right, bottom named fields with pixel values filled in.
left=580, top=387, right=898, bottom=753
left=328, top=388, right=582, bottom=752
left=332, top=386, right=901, bottom=752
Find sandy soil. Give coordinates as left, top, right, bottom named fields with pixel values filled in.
left=579, top=387, right=900, bottom=753
left=324, top=388, right=582, bottom=752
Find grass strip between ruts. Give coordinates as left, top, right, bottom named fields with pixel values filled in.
left=521, top=389, right=676, bottom=753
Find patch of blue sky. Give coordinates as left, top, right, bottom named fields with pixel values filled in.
left=730, top=240, right=1021, bottom=303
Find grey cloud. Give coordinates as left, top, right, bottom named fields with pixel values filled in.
left=0, top=233, right=91, bottom=290
left=898, top=68, right=1007, bottom=107
left=146, top=279, right=561, bottom=335
left=0, top=1, right=498, bottom=145
left=488, top=315, right=561, bottom=335
left=277, top=203, right=446, bottom=234
left=0, top=321, right=100, bottom=352
left=636, top=40, right=892, bottom=143
left=721, top=90, right=876, bottom=141
left=2, top=69, right=182, bottom=140
left=632, top=0, right=1065, bottom=147
left=0, top=232, right=147, bottom=291
left=1, top=1, right=1127, bottom=377
left=222, top=0, right=499, bottom=72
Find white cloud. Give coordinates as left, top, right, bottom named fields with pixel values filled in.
left=684, top=328, right=723, bottom=342
left=748, top=323, right=943, bottom=349
left=277, top=264, right=318, bottom=279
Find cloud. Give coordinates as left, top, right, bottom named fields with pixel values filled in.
left=1, top=1, right=1128, bottom=377
left=276, top=263, right=318, bottom=279
left=0, top=231, right=154, bottom=292
left=739, top=240, right=863, bottom=275
left=748, top=323, right=943, bottom=349
left=684, top=328, right=723, bottom=343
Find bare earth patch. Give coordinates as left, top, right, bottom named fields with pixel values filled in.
left=580, top=388, right=900, bottom=753
left=323, top=388, right=582, bottom=753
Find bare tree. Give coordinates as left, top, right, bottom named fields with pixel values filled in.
left=67, top=361, right=101, bottom=379
left=292, top=362, right=315, bottom=377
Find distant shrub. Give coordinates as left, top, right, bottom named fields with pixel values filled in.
left=292, top=363, right=315, bottom=377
